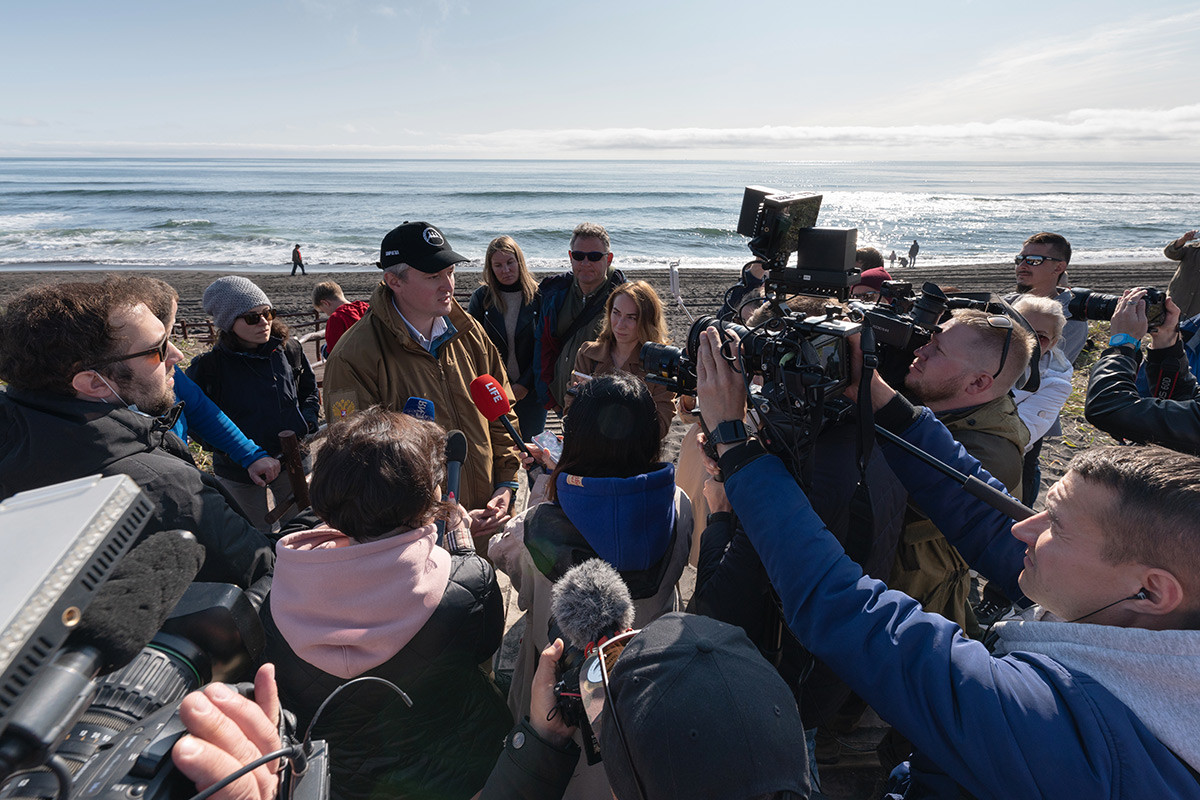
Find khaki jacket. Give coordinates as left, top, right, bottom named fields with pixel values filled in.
left=890, top=393, right=1029, bottom=636
left=322, top=282, right=520, bottom=511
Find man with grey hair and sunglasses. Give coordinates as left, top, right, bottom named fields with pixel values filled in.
left=0, top=280, right=275, bottom=596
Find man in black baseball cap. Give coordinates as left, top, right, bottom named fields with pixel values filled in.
left=323, top=221, right=520, bottom=543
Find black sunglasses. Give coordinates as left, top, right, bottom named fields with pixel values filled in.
left=238, top=308, right=276, bottom=325
left=570, top=250, right=607, bottom=262
left=986, top=315, right=1014, bottom=379
left=86, top=335, right=171, bottom=370
left=1014, top=254, right=1064, bottom=267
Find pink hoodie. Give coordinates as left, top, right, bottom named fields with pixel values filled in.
left=271, top=523, right=451, bottom=679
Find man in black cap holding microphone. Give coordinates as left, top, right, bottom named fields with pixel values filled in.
left=323, top=222, right=520, bottom=542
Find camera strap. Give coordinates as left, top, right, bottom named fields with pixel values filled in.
left=846, top=323, right=879, bottom=567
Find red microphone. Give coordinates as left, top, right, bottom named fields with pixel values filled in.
left=469, top=374, right=532, bottom=457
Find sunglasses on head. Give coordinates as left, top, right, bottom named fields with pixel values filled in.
left=986, top=314, right=1014, bottom=379
left=238, top=308, right=276, bottom=325
left=570, top=250, right=607, bottom=263
left=86, top=335, right=171, bottom=371
left=1014, top=254, right=1064, bottom=267
left=578, top=629, right=647, bottom=799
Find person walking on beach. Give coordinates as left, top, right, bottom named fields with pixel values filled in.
left=908, top=239, right=920, bottom=268
left=291, top=244, right=305, bottom=276
left=1165, top=229, right=1200, bottom=318
left=532, top=222, right=626, bottom=415
left=889, top=249, right=897, bottom=268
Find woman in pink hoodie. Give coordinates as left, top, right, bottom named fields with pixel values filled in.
left=261, top=407, right=511, bottom=800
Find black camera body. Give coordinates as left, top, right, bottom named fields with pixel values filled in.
left=848, top=280, right=949, bottom=386
left=0, top=584, right=328, bottom=800
left=547, top=620, right=603, bottom=766
left=1066, top=287, right=1168, bottom=331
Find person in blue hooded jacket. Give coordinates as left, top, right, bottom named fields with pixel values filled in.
left=489, top=372, right=692, bottom=800
left=694, top=324, right=1200, bottom=799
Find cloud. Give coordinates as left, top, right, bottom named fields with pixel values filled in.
left=889, top=9, right=1200, bottom=120
left=6, top=104, right=1197, bottom=158
left=0, top=117, right=47, bottom=128
left=373, top=4, right=396, bottom=16
left=450, top=104, right=1200, bottom=153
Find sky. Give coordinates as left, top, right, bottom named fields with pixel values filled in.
left=2, top=0, right=1199, bottom=160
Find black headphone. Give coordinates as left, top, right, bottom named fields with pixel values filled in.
left=1068, top=589, right=1148, bottom=623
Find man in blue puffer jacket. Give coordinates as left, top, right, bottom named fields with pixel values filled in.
left=695, top=324, right=1200, bottom=799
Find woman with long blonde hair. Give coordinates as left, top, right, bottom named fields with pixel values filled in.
left=468, top=235, right=545, bottom=438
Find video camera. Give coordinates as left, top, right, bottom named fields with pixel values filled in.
left=0, top=476, right=327, bottom=800
left=643, top=185, right=1042, bottom=482
left=643, top=187, right=869, bottom=478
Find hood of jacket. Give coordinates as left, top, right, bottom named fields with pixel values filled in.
left=270, top=522, right=452, bottom=679
left=554, top=462, right=677, bottom=572
left=0, top=387, right=189, bottom=499
left=994, top=611, right=1200, bottom=771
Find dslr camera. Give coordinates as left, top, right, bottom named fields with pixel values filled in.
left=1065, top=287, right=1169, bottom=331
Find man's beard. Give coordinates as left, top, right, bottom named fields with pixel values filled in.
left=111, top=367, right=175, bottom=417
left=902, top=369, right=962, bottom=407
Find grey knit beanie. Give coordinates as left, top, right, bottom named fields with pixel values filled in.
left=203, top=276, right=271, bottom=331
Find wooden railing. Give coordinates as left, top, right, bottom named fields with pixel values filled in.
left=172, top=309, right=325, bottom=342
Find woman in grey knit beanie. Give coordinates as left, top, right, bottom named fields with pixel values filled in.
left=186, top=276, right=321, bottom=531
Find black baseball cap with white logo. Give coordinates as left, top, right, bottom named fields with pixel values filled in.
left=378, top=221, right=468, bottom=273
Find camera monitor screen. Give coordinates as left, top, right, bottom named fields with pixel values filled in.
left=0, top=475, right=150, bottom=730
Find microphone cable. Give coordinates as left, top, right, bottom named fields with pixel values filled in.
left=184, top=677, right=414, bottom=800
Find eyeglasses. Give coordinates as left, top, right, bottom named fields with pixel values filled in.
left=85, top=335, right=171, bottom=370
left=579, top=629, right=647, bottom=800
left=238, top=308, right=276, bottom=325
left=851, top=289, right=880, bottom=302
left=570, top=250, right=608, bottom=263
left=1014, top=254, right=1064, bottom=267
left=986, top=315, right=1014, bottom=379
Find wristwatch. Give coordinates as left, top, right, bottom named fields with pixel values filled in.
left=1108, top=333, right=1141, bottom=352
left=707, top=419, right=749, bottom=446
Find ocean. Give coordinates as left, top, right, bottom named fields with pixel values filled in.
left=0, top=158, right=1196, bottom=273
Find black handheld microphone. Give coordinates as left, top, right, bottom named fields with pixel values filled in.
left=444, top=430, right=467, bottom=503
left=437, top=430, right=468, bottom=550
left=0, top=530, right=204, bottom=779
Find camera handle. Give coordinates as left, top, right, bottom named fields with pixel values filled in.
left=872, top=426, right=1035, bottom=522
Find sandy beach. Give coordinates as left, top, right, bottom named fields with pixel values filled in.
left=0, top=258, right=1155, bottom=503
left=0, top=258, right=1180, bottom=321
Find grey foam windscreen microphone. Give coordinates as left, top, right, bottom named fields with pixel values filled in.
left=550, top=559, right=635, bottom=650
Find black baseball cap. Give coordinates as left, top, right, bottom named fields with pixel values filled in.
left=378, top=221, right=468, bottom=273
left=600, top=613, right=809, bottom=800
